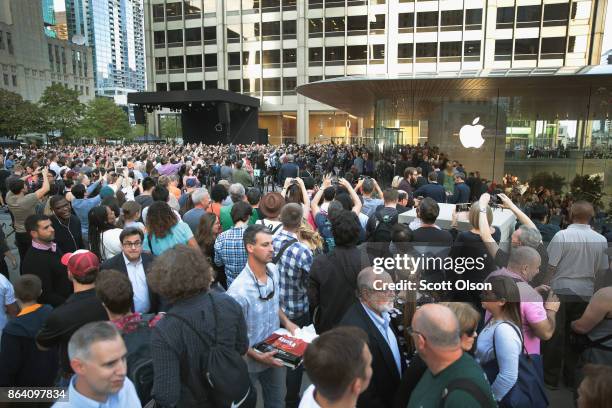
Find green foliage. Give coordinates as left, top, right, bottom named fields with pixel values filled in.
left=129, top=124, right=145, bottom=140
left=570, top=174, right=605, bottom=210
left=528, top=172, right=566, bottom=193
left=159, top=115, right=181, bottom=139
left=79, top=98, right=131, bottom=141
left=39, top=84, right=84, bottom=139
left=0, top=89, right=44, bottom=137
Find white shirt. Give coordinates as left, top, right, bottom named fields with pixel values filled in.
left=298, top=385, right=322, bottom=408
left=0, top=274, right=15, bottom=337
left=123, top=253, right=150, bottom=313
left=101, top=229, right=123, bottom=262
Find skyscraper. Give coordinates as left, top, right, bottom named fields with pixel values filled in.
left=41, top=0, right=57, bottom=38
left=66, top=0, right=145, bottom=103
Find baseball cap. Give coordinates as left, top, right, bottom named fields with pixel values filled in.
left=61, top=250, right=100, bottom=277
left=186, top=178, right=198, bottom=188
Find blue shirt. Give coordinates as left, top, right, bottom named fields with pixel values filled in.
left=272, top=230, right=313, bottom=319
left=361, top=302, right=402, bottom=376
left=214, top=225, right=248, bottom=287
left=227, top=262, right=281, bottom=373
left=182, top=207, right=206, bottom=234
left=142, top=221, right=194, bottom=256
left=72, top=195, right=102, bottom=236
left=52, top=375, right=141, bottom=407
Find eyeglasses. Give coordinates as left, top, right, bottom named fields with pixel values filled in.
left=122, top=241, right=142, bottom=248
left=464, top=326, right=478, bottom=337
left=252, top=271, right=275, bottom=301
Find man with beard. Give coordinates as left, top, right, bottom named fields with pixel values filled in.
left=50, top=195, right=84, bottom=254
left=339, top=268, right=404, bottom=408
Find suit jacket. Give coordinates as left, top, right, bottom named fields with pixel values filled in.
left=101, top=252, right=159, bottom=313
left=414, top=182, right=447, bottom=203
left=448, top=182, right=471, bottom=204
left=340, top=302, right=405, bottom=408
left=279, top=163, right=299, bottom=186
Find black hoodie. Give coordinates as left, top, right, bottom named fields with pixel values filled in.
left=0, top=305, right=58, bottom=387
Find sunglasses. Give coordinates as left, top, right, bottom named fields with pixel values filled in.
left=252, top=271, right=275, bottom=301
left=464, top=326, right=478, bottom=337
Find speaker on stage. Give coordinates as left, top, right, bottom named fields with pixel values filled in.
left=217, top=103, right=230, bottom=124
left=134, top=106, right=145, bottom=124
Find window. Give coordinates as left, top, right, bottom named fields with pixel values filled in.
left=544, top=3, right=569, bottom=26
left=228, top=52, right=241, bottom=67
left=155, top=57, right=166, bottom=72
left=169, top=82, right=184, bottom=91
left=186, top=54, right=202, bottom=70
left=184, top=0, right=202, bottom=18
left=398, top=43, right=413, bottom=61
left=153, top=4, right=165, bottom=21
left=465, top=9, right=482, bottom=30
left=283, top=49, right=296, bottom=66
left=309, top=19, right=323, bottom=38
left=309, top=47, right=323, bottom=65
left=168, top=56, right=184, bottom=71
left=204, top=0, right=216, bottom=14
left=325, top=17, right=345, bottom=37
left=242, top=50, right=259, bottom=65
left=494, top=39, right=512, bottom=60
left=515, top=38, right=538, bottom=58
left=541, top=37, right=565, bottom=57
left=464, top=40, right=480, bottom=59
left=263, top=50, right=280, bottom=67
left=496, top=7, right=514, bottom=29
left=204, top=26, right=216, bottom=44
left=262, top=21, right=280, bottom=40
left=262, top=0, right=280, bottom=12
left=3, top=74, right=8, bottom=86
left=440, top=41, right=461, bottom=59
left=48, top=44, right=53, bottom=61
left=416, top=43, right=437, bottom=59
left=370, top=44, right=384, bottom=63
left=441, top=10, right=462, bottom=30
left=185, top=28, right=201, bottom=45
left=205, top=80, right=217, bottom=89
left=241, top=0, right=258, bottom=13
left=11, top=75, right=16, bottom=87
left=325, top=0, right=344, bottom=8
left=325, top=46, right=344, bottom=64
left=417, top=12, right=438, bottom=32
left=516, top=5, right=541, bottom=28
left=347, top=15, right=367, bottom=35
left=283, top=77, right=297, bottom=95
left=398, top=13, right=414, bottom=33
left=227, top=25, right=240, bottom=43
left=309, top=76, right=322, bottom=83
left=370, top=15, right=385, bottom=34
left=204, top=53, right=217, bottom=70
left=308, top=0, right=323, bottom=9
left=283, top=0, right=297, bottom=11
left=187, top=81, right=202, bottom=90
left=85, top=86, right=90, bottom=95
left=167, top=29, right=183, bottom=46
left=347, top=45, right=366, bottom=64
left=283, top=20, right=296, bottom=39
left=262, top=78, right=281, bottom=95
left=156, top=83, right=167, bottom=91
left=166, top=2, right=182, bottom=20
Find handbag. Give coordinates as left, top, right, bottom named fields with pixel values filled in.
left=481, top=321, right=549, bottom=408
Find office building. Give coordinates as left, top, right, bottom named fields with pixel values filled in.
left=66, top=0, right=146, bottom=104
left=0, top=0, right=94, bottom=103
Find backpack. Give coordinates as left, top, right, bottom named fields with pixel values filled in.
left=439, top=378, right=494, bottom=408
left=368, top=209, right=398, bottom=243
left=119, top=314, right=157, bottom=405
left=166, top=294, right=255, bottom=408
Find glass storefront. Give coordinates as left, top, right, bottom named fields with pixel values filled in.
left=259, top=112, right=297, bottom=144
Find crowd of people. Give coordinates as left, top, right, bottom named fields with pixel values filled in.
left=0, top=141, right=610, bottom=408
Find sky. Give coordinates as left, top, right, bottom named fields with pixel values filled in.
left=52, top=0, right=612, bottom=60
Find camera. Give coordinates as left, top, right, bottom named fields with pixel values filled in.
left=456, top=203, right=471, bottom=212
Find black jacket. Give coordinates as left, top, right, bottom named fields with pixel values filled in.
left=414, top=182, right=447, bottom=203
left=448, top=182, right=471, bottom=204
left=51, top=214, right=84, bottom=254
left=0, top=305, right=58, bottom=387
left=22, top=247, right=72, bottom=307
left=308, top=246, right=371, bottom=334
left=278, top=162, right=299, bottom=186
left=340, top=302, right=405, bottom=408
left=101, top=252, right=159, bottom=313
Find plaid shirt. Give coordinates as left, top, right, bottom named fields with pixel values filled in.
left=214, top=226, right=248, bottom=287
left=272, top=230, right=313, bottom=319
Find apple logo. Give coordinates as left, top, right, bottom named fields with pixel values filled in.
left=459, top=117, right=485, bottom=148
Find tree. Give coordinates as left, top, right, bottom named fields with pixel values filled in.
left=159, top=115, right=181, bottom=140
left=529, top=172, right=566, bottom=193
left=129, top=124, right=145, bottom=140
left=0, top=89, right=45, bottom=138
left=570, top=174, right=605, bottom=210
left=79, top=98, right=131, bottom=141
left=39, top=84, right=83, bottom=140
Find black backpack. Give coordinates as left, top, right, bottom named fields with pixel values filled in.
left=166, top=294, right=255, bottom=408
left=368, top=209, right=398, bottom=243
left=119, top=314, right=157, bottom=405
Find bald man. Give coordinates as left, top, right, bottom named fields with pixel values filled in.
left=407, top=304, right=495, bottom=408
left=339, top=268, right=405, bottom=408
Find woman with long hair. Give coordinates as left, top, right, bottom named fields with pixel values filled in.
left=296, top=222, right=323, bottom=255
left=476, top=275, right=524, bottom=405
left=117, top=201, right=145, bottom=232
left=195, top=213, right=226, bottom=289
left=207, top=184, right=228, bottom=219
left=88, top=205, right=122, bottom=261
left=143, top=201, right=199, bottom=256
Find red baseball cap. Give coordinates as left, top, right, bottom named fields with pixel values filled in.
left=61, top=250, right=100, bottom=277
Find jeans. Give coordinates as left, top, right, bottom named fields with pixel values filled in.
left=285, top=313, right=311, bottom=408
left=249, top=366, right=285, bottom=408
left=542, top=294, right=588, bottom=389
